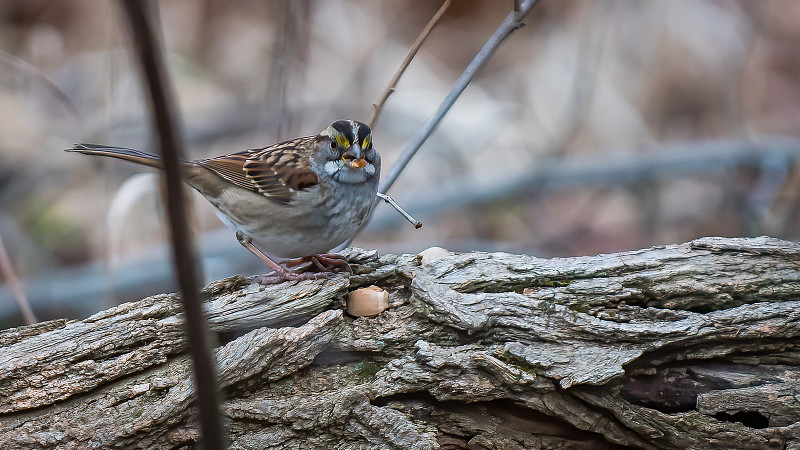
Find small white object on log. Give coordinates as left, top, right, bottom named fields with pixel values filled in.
left=416, top=246, right=453, bottom=265
left=346, top=285, right=389, bottom=317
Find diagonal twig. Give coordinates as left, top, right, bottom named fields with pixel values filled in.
left=380, top=0, right=540, bottom=194
left=376, top=192, right=422, bottom=229
left=369, top=0, right=452, bottom=129
left=348, top=0, right=541, bottom=246
left=117, top=1, right=225, bottom=448
left=0, top=233, right=36, bottom=325
left=263, top=0, right=311, bottom=142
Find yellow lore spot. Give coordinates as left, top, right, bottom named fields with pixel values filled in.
left=335, top=134, right=350, bottom=148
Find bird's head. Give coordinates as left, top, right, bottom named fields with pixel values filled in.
left=315, top=120, right=379, bottom=184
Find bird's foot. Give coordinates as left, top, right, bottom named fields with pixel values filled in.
left=236, top=232, right=341, bottom=284
left=253, top=254, right=349, bottom=285
left=285, top=253, right=351, bottom=273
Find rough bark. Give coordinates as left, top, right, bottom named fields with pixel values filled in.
left=0, top=236, right=798, bottom=449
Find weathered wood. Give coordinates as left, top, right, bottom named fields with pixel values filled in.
left=0, top=236, right=798, bottom=449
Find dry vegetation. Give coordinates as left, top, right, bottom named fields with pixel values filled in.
left=1, top=0, right=800, bottom=324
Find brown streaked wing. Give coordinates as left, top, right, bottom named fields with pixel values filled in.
left=257, top=137, right=319, bottom=191
left=195, top=153, right=256, bottom=192
left=196, top=137, right=318, bottom=205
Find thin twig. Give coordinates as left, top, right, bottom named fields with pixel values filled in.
left=263, top=0, right=310, bottom=142
left=368, top=0, right=452, bottom=129
left=377, top=192, right=422, bottom=228
left=264, top=0, right=292, bottom=142
left=541, top=0, right=610, bottom=160
left=0, top=50, right=82, bottom=120
left=380, top=0, right=540, bottom=194
left=347, top=0, right=541, bottom=246
left=0, top=233, right=36, bottom=324
left=117, top=2, right=225, bottom=449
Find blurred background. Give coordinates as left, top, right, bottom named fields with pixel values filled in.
left=1, top=0, right=800, bottom=326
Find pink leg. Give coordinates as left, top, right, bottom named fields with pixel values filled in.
left=236, top=232, right=331, bottom=284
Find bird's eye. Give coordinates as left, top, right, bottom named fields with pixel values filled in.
left=330, top=140, right=337, bottom=149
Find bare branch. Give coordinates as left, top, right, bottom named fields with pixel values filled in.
left=379, top=0, right=540, bottom=194
left=117, top=1, right=225, bottom=448
left=0, top=233, right=36, bottom=325
left=263, top=0, right=311, bottom=142
left=368, top=0, right=453, bottom=129
left=348, top=0, right=541, bottom=246
left=376, top=192, right=422, bottom=229
left=0, top=50, right=81, bottom=120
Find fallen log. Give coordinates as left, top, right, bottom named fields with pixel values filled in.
left=0, top=236, right=798, bottom=449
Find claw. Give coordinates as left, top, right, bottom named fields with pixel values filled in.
left=235, top=233, right=350, bottom=284
left=285, top=253, right=350, bottom=273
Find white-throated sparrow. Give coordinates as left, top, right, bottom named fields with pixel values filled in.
left=67, top=119, right=380, bottom=283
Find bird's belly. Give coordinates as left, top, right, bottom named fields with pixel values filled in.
left=205, top=187, right=369, bottom=259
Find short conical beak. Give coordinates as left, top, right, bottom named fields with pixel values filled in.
left=343, top=144, right=367, bottom=168
left=346, top=144, right=362, bottom=160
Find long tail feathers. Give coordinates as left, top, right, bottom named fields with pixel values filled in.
left=66, top=144, right=163, bottom=169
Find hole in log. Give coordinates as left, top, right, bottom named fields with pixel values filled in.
left=620, top=367, right=717, bottom=413
left=713, top=411, right=769, bottom=429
